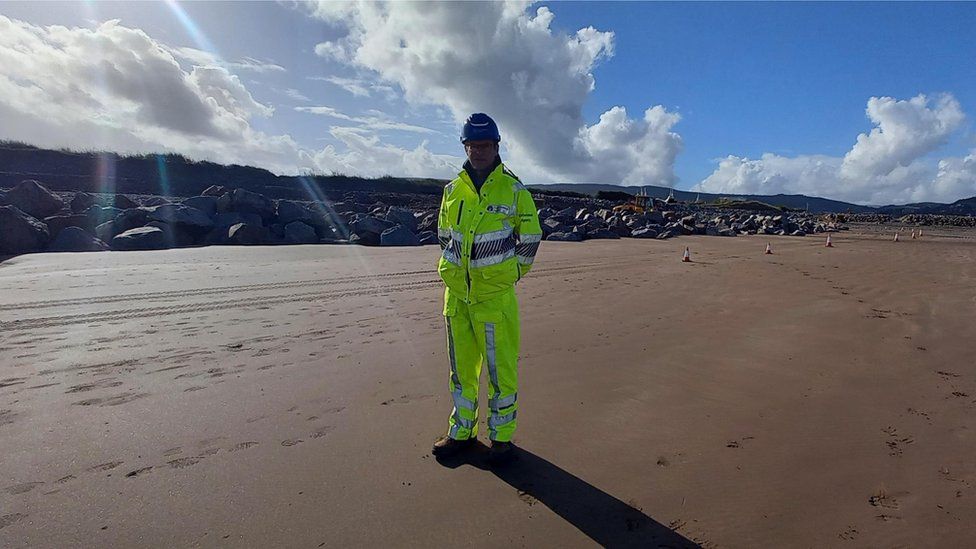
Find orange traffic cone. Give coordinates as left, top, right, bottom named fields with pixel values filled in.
left=825, top=234, right=833, bottom=248
left=765, top=242, right=773, bottom=254
left=911, top=230, right=917, bottom=240
left=682, top=247, right=691, bottom=262
left=893, top=232, right=899, bottom=242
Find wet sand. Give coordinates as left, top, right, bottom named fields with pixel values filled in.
left=1, top=227, right=975, bottom=547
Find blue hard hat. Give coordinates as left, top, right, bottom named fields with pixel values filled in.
left=460, top=113, right=500, bottom=143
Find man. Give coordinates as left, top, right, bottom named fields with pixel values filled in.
left=432, top=113, right=542, bottom=463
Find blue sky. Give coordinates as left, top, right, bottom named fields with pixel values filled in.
left=1, top=1, right=974, bottom=205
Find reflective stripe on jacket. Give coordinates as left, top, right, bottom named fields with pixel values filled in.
left=437, top=162, right=542, bottom=304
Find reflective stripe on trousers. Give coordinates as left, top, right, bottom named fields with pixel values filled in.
left=443, top=288, right=520, bottom=442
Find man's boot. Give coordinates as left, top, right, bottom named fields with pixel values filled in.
left=432, top=436, right=475, bottom=457
left=487, top=440, right=514, bottom=464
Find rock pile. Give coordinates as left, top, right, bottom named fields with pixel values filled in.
left=0, top=178, right=864, bottom=259
left=0, top=180, right=440, bottom=257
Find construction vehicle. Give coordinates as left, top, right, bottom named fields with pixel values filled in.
left=612, top=187, right=652, bottom=214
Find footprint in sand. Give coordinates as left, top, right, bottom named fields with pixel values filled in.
left=4, top=482, right=43, bottom=495
left=229, top=441, right=259, bottom=452
left=882, top=426, right=914, bottom=456
left=73, top=392, right=150, bottom=407
left=310, top=426, right=333, bottom=439
left=125, top=466, right=153, bottom=478
left=517, top=490, right=538, bottom=506
left=197, top=436, right=227, bottom=448
left=0, top=513, right=28, bottom=530
left=0, top=409, right=19, bottom=427
left=281, top=439, right=304, bottom=447
left=167, top=457, right=202, bottom=469
left=64, top=379, right=123, bottom=394
left=89, top=461, right=124, bottom=472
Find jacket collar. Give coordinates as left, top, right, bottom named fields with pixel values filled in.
left=460, top=155, right=503, bottom=182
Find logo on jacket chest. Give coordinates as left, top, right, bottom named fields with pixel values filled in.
left=485, top=204, right=513, bottom=215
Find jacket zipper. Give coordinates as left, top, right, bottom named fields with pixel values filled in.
left=458, top=200, right=471, bottom=298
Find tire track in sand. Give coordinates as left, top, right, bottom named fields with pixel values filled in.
left=0, top=261, right=634, bottom=332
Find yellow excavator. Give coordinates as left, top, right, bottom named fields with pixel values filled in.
left=612, top=188, right=652, bottom=214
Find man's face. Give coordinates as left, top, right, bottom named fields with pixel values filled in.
left=464, top=140, right=499, bottom=171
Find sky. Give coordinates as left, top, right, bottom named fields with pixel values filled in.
left=1, top=1, right=974, bottom=206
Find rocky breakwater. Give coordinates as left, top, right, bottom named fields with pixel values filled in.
left=538, top=204, right=844, bottom=242
left=0, top=180, right=442, bottom=258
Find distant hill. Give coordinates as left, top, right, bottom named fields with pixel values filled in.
left=0, top=141, right=445, bottom=200
left=0, top=141, right=972, bottom=215
left=527, top=183, right=877, bottom=214
left=876, top=197, right=976, bottom=217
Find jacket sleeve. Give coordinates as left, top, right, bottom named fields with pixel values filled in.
left=437, top=184, right=451, bottom=251
left=514, top=185, right=542, bottom=277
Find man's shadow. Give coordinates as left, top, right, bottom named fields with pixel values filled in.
left=437, top=443, right=700, bottom=548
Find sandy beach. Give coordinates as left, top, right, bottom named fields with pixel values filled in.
left=2, top=227, right=975, bottom=547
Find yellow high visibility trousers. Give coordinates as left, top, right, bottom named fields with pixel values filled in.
left=443, top=287, right=519, bottom=442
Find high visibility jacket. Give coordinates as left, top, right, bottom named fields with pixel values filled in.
left=437, top=162, right=542, bottom=304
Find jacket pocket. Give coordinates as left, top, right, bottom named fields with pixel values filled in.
left=472, top=260, right=519, bottom=297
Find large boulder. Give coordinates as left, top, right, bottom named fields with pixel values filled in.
left=218, top=189, right=275, bottom=222
left=585, top=228, right=621, bottom=240
left=542, top=217, right=567, bottom=237
left=111, top=226, right=168, bottom=251
left=228, top=223, right=270, bottom=245
left=201, top=185, right=229, bottom=197
left=416, top=212, right=438, bottom=233
left=214, top=211, right=263, bottom=229
left=0, top=205, right=50, bottom=255
left=283, top=221, right=318, bottom=244
left=95, top=221, right=117, bottom=242
left=305, top=203, right=346, bottom=237
left=44, top=214, right=94, bottom=238
left=70, top=192, right=96, bottom=213
left=331, top=201, right=367, bottom=214
left=145, top=221, right=197, bottom=247
left=608, top=217, right=631, bottom=237
left=48, top=227, right=109, bottom=252
left=110, top=195, right=139, bottom=210
left=546, top=231, right=583, bottom=242
left=349, top=231, right=381, bottom=246
left=143, top=196, right=171, bottom=207
left=203, top=226, right=230, bottom=246
left=643, top=210, right=666, bottom=225
left=552, top=207, right=577, bottom=222
left=417, top=230, right=439, bottom=246
left=146, top=204, right=213, bottom=231
left=350, top=214, right=394, bottom=236
left=385, top=207, right=418, bottom=232
left=277, top=200, right=314, bottom=226
left=631, top=227, right=659, bottom=239
left=182, top=196, right=217, bottom=217
left=85, top=205, right=121, bottom=227
left=2, top=180, right=65, bottom=219
left=113, top=208, right=150, bottom=234
left=380, top=225, right=421, bottom=246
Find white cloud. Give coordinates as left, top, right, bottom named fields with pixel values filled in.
left=306, top=75, right=397, bottom=100
left=281, top=88, right=311, bottom=102
left=306, top=1, right=682, bottom=186
left=841, top=94, right=964, bottom=179
left=699, top=94, right=974, bottom=204
left=171, top=46, right=286, bottom=73
left=312, top=127, right=461, bottom=177
left=0, top=15, right=458, bottom=180
left=296, top=105, right=436, bottom=134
